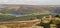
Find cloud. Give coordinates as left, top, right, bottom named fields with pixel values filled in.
left=0, top=0, right=60, bottom=5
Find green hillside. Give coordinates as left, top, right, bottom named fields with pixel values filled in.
left=0, top=13, right=50, bottom=21
left=0, top=7, right=51, bottom=21
left=0, top=8, right=51, bottom=15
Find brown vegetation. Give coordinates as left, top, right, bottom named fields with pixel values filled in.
left=0, top=19, right=41, bottom=28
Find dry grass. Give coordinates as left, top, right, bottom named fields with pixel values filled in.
left=0, top=19, right=41, bottom=28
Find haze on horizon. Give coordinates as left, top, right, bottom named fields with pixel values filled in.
left=0, top=0, right=60, bottom=5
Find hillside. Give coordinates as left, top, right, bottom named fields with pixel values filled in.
left=0, top=5, right=59, bottom=14
left=0, top=5, right=53, bottom=15
left=0, top=5, right=60, bottom=21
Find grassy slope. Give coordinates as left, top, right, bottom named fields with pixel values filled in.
left=0, top=13, right=50, bottom=21
left=0, top=6, right=52, bottom=21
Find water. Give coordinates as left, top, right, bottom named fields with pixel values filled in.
left=11, top=14, right=20, bottom=16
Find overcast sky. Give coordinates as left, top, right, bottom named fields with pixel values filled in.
left=0, top=0, right=60, bottom=5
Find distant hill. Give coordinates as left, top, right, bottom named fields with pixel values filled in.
left=0, top=5, right=52, bottom=15
left=0, top=5, right=60, bottom=21
left=0, top=5, right=60, bottom=15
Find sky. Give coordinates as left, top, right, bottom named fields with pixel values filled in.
left=0, top=0, right=60, bottom=5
